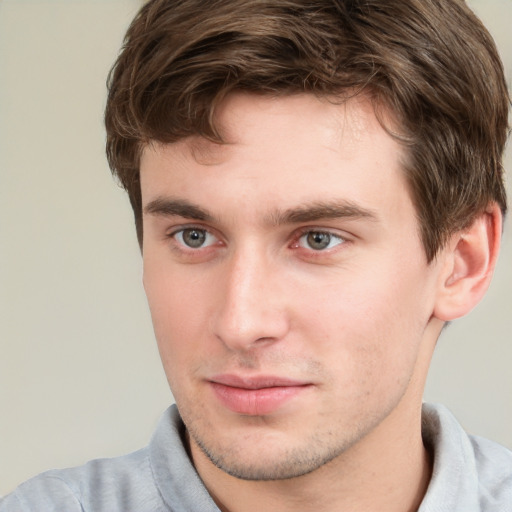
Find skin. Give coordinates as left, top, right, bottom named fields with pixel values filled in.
left=139, top=93, right=496, bottom=512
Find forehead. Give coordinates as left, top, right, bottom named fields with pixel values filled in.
left=140, top=93, right=411, bottom=222
left=173, top=93, right=398, bottom=164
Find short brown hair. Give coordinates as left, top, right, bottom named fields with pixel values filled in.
left=105, top=0, right=509, bottom=261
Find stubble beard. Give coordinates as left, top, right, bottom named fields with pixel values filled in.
left=181, top=388, right=405, bottom=482
left=186, top=418, right=359, bottom=481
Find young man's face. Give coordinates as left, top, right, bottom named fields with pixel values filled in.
left=140, top=93, right=445, bottom=480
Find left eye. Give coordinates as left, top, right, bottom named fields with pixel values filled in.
left=173, top=228, right=218, bottom=249
left=298, top=231, right=344, bottom=251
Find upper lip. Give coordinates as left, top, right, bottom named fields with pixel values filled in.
left=209, top=374, right=310, bottom=389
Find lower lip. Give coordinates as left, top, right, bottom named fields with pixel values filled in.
left=209, top=382, right=310, bottom=415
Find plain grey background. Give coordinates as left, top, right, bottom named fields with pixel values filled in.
left=0, top=0, right=511, bottom=496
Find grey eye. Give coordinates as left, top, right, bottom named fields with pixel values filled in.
left=298, top=231, right=345, bottom=251
left=172, top=227, right=219, bottom=251
left=306, top=231, right=332, bottom=250
left=180, top=228, right=207, bottom=248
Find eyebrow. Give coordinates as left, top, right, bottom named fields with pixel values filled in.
left=144, top=197, right=212, bottom=221
left=143, top=197, right=378, bottom=225
left=266, top=200, right=379, bottom=225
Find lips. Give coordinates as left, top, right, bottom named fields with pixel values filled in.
left=209, top=374, right=311, bottom=415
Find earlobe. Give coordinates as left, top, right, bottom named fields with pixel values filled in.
left=433, top=203, right=502, bottom=322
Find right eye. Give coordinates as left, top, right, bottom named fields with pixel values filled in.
left=173, top=228, right=219, bottom=249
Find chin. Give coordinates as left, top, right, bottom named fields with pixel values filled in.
left=187, top=419, right=354, bottom=481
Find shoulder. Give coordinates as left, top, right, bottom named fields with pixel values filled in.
left=0, top=406, right=183, bottom=512
left=0, top=405, right=215, bottom=512
left=0, top=473, right=82, bottom=512
left=421, top=403, right=512, bottom=511
left=0, top=447, right=160, bottom=512
left=469, top=433, right=512, bottom=508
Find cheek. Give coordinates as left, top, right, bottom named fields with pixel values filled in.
left=299, top=261, right=432, bottom=388
left=143, top=260, right=210, bottom=373
left=146, top=285, right=207, bottom=401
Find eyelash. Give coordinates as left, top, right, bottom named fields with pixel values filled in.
left=166, top=225, right=222, bottom=254
left=166, top=225, right=348, bottom=256
left=292, top=228, right=346, bottom=252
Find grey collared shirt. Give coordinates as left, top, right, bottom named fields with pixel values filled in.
left=1, top=403, right=511, bottom=511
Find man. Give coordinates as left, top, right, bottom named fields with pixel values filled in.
left=1, top=0, right=510, bottom=510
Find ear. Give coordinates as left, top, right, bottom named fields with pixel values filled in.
left=433, top=203, right=502, bottom=322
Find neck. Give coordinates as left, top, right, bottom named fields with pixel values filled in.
left=190, top=399, right=432, bottom=512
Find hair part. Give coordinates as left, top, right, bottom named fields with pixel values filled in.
left=105, top=0, right=510, bottom=261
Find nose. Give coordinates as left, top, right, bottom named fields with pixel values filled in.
left=211, top=250, right=290, bottom=352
